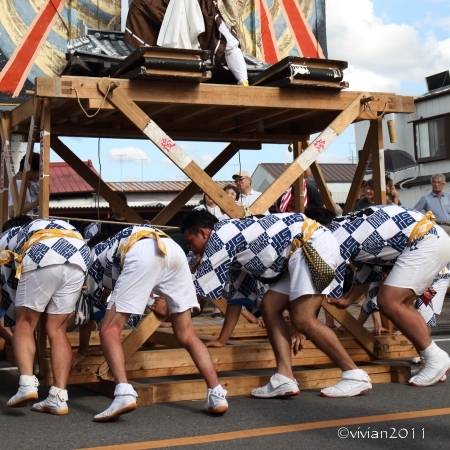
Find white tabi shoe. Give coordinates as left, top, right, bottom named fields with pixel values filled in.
left=320, top=369, right=372, bottom=398
left=31, top=386, right=69, bottom=415
left=7, top=375, right=39, bottom=408
left=251, top=373, right=300, bottom=398
left=409, top=344, right=450, bottom=387
left=93, top=383, right=137, bottom=422
left=204, top=385, right=228, bottom=414
left=410, top=366, right=447, bottom=382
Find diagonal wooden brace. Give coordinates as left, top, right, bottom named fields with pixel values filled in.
left=249, top=93, right=373, bottom=215
left=321, top=299, right=376, bottom=357
left=97, top=78, right=245, bottom=219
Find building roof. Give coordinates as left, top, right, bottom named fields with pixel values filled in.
left=106, top=181, right=233, bottom=192
left=50, top=160, right=99, bottom=194
left=258, top=163, right=357, bottom=183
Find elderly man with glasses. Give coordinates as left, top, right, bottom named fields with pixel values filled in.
left=414, top=174, right=450, bottom=237
left=232, top=170, right=262, bottom=207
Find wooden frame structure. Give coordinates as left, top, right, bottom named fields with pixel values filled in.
left=0, top=75, right=415, bottom=403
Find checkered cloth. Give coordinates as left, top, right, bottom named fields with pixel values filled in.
left=87, top=225, right=166, bottom=326
left=192, top=213, right=329, bottom=304
left=14, top=219, right=91, bottom=275
left=327, top=205, right=439, bottom=298
left=84, top=222, right=100, bottom=240
left=0, top=227, right=21, bottom=326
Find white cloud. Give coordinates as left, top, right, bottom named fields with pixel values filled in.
left=161, top=157, right=175, bottom=166
left=109, top=146, right=150, bottom=163
left=179, top=143, right=197, bottom=154
left=327, top=0, right=450, bottom=94
left=197, top=154, right=213, bottom=168
left=318, top=152, right=351, bottom=164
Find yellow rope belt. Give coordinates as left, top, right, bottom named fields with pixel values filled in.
left=0, top=229, right=84, bottom=279
left=119, top=229, right=170, bottom=267
left=407, top=211, right=436, bottom=246
left=288, top=218, right=321, bottom=257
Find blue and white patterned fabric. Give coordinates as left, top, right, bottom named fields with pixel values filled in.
left=192, top=213, right=327, bottom=304
left=84, top=222, right=100, bottom=240
left=14, top=219, right=91, bottom=274
left=87, top=225, right=166, bottom=327
left=327, top=205, right=438, bottom=298
left=0, top=227, right=22, bottom=326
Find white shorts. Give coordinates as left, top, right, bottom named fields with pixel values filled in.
left=15, top=264, right=85, bottom=314
left=384, top=227, right=450, bottom=295
left=269, top=228, right=341, bottom=300
left=108, top=238, right=199, bottom=315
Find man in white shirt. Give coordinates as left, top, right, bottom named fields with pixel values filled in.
left=232, top=170, right=262, bottom=208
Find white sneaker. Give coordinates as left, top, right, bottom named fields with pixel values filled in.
left=410, top=366, right=447, bottom=382
left=251, top=373, right=300, bottom=398
left=409, top=348, right=450, bottom=387
left=204, top=385, right=228, bottom=414
left=31, top=386, right=68, bottom=415
left=94, top=383, right=137, bottom=422
left=320, top=369, right=372, bottom=398
left=7, top=375, right=39, bottom=408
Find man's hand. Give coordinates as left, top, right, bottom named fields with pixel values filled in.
left=150, top=297, right=169, bottom=317
left=205, top=340, right=226, bottom=348
left=291, top=331, right=306, bottom=356
left=327, top=297, right=353, bottom=309
left=372, top=325, right=390, bottom=336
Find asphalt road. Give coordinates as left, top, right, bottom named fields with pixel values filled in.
left=1, top=339, right=449, bottom=450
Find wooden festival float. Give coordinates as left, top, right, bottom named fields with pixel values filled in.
left=0, top=48, right=418, bottom=405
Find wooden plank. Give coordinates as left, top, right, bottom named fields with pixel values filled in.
left=292, top=143, right=305, bottom=213
left=96, top=79, right=245, bottom=219
left=10, top=97, right=34, bottom=130
left=50, top=137, right=144, bottom=224
left=38, top=99, right=50, bottom=218
left=151, top=143, right=241, bottom=225
left=371, top=118, right=387, bottom=205
left=342, top=122, right=374, bottom=213
left=310, top=160, right=337, bottom=213
left=321, top=299, right=375, bottom=357
left=33, top=77, right=414, bottom=114
left=0, top=113, right=11, bottom=224
left=97, top=312, right=166, bottom=381
left=249, top=93, right=370, bottom=215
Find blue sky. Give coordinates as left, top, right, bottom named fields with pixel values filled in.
left=53, top=0, right=450, bottom=182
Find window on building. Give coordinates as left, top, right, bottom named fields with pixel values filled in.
left=415, top=117, right=446, bottom=160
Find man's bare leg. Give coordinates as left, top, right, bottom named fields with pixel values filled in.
left=94, top=304, right=137, bottom=422
left=378, top=285, right=450, bottom=386
left=290, top=294, right=372, bottom=398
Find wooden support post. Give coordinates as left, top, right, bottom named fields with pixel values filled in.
left=39, top=99, right=51, bottom=218
left=17, top=99, right=41, bottom=216
left=152, top=142, right=243, bottom=225
left=310, top=161, right=338, bottom=214
left=342, top=121, right=376, bottom=213
left=321, top=299, right=376, bottom=357
left=97, top=312, right=166, bottom=381
left=97, top=78, right=244, bottom=219
left=371, top=117, right=386, bottom=205
left=50, top=137, right=144, bottom=224
left=250, top=93, right=372, bottom=215
left=0, top=113, right=11, bottom=224
left=292, top=143, right=305, bottom=213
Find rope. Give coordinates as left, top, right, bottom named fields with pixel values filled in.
left=70, top=82, right=114, bottom=118
left=364, top=99, right=391, bottom=120
left=27, top=214, right=179, bottom=230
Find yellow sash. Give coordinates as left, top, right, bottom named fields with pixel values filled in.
left=407, top=211, right=436, bottom=246
left=118, top=229, right=170, bottom=267
left=289, top=218, right=321, bottom=257
left=0, top=229, right=84, bottom=279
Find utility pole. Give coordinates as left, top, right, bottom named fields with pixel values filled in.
left=345, top=142, right=356, bottom=164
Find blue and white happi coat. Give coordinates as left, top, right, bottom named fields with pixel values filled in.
left=13, top=219, right=91, bottom=274
left=192, top=213, right=329, bottom=306
left=87, top=225, right=164, bottom=327
left=327, top=205, right=440, bottom=298
left=0, top=227, right=21, bottom=326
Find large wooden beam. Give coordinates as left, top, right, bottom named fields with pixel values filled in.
left=50, top=137, right=144, bottom=224
left=34, top=77, right=414, bottom=114
left=310, top=160, right=338, bottom=214
left=96, top=79, right=245, bottom=219
left=0, top=112, right=12, bottom=224
left=250, top=93, right=372, bottom=215
left=371, top=118, right=387, bottom=205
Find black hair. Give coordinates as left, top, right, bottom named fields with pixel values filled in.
left=305, top=207, right=337, bottom=227
left=222, top=183, right=240, bottom=201
left=114, top=191, right=127, bottom=203
left=2, top=215, right=33, bottom=233
left=19, top=153, right=40, bottom=172
left=180, top=209, right=219, bottom=235
left=86, top=233, right=110, bottom=249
